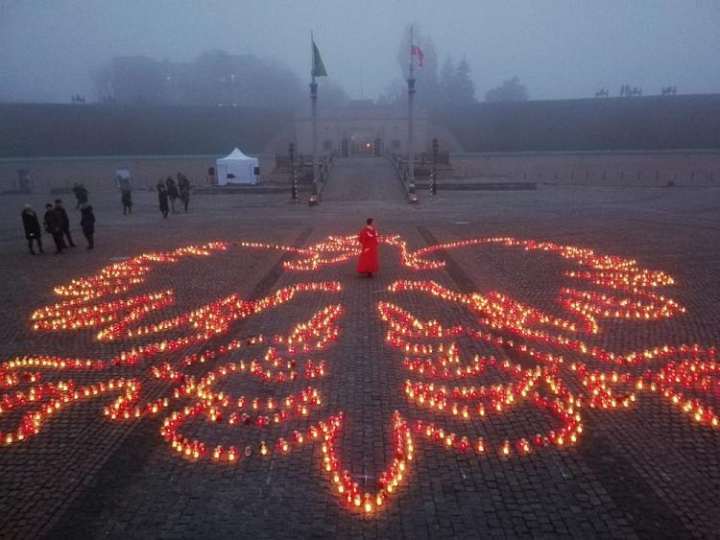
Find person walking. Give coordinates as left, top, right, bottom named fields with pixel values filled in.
left=54, top=199, right=76, bottom=247
left=80, top=203, right=96, bottom=249
left=157, top=181, right=169, bottom=218
left=121, top=188, right=133, bottom=215
left=44, top=203, right=65, bottom=254
left=179, top=180, right=190, bottom=213
left=356, top=218, right=379, bottom=277
left=166, top=177, right=179, bottom=213
left=21, top=204, right=44, bottom=255
left=72, top=182, right=89, bottom=209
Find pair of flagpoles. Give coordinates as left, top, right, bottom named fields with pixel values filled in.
left=308, top=29, right=422, bottom=190
left=310, top=28, right=422, bottom=81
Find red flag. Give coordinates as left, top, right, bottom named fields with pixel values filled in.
left=411, top=45, right=424, bottom=67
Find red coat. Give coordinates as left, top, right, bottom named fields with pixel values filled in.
left=357, top=226, right=379, bottom=274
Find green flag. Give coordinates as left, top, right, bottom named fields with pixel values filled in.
left=312, top=40, right=328, bottom=77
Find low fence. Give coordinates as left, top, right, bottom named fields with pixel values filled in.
left=445, top=150, right=720, bottom=187
left=387, top=152, right=418, bottom=203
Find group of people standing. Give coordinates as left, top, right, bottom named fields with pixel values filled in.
left=21, top=199, right=95, bottom=255
left=20, top=171, right=195, bottom=254
left=120, top=172, right=191, bottom=218
left=157, top=174, right=191, bottom=218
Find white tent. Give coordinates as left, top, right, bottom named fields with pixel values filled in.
left=216, top=148, right=260, bottom=185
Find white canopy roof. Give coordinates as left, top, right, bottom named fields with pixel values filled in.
left=217, top=148, right=254, bottom=162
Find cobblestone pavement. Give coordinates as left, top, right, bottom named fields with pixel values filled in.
left=1, top=158, right=719, bottom=539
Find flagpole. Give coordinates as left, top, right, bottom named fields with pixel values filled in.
left=310, top=31, right=319, bottom=197
left=407, top=25, right=415, bottom=187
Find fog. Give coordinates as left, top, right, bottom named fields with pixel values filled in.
left=1, top=0, right=720, bottom=104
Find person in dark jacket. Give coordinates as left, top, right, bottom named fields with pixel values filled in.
left=80, top=203, right=96, bottom=249
left=121, top=188, right=133, bottom=215
left=44, top=203, right=65, bottom=254
left=54, top=199, right=76, bottom=247
left=21, top=204, right=44, bottom=255
left=166, top=177, right=179, bottom=213
left=157, top=181, right=169, bottom=218
left=72, top=183, right=89, bottom=209
left=179, top=181, right=190, bottom=213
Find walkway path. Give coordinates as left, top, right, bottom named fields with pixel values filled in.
left=322, top=157, right=406, bottom=203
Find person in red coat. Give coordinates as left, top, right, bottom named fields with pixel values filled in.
left=357, top=218, right=379, bottom=277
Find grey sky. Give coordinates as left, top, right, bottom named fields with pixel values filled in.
left=1, top=0, right=719, bottom=103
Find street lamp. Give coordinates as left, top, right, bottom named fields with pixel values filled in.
left=431, top=138, right=439, bottom=196
left=289, top=142, right=297, bottom=202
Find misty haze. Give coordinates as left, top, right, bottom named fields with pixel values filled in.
left=1, top=2, right=719, bottom=539
left=2, top=1, right=720, bottom=103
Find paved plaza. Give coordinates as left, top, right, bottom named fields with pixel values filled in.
left=1, top=157, right=719, bottom=539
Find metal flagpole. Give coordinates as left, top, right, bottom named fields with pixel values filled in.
left=310, top=32, right=319, bottom=197
left=407, top=25, right=415, bottom=187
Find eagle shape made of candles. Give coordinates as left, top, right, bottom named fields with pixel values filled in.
left=1, top=235, right=717, bottom=516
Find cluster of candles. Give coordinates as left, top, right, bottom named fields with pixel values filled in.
left=1, top=377, right=139, bottom=445
left=240, top=234, right=443, bottom=272
left=31, top=242, right=230, bottom=340
left=319, top=412, right=414, bottom=514
left=110, top=283, right=341, bottom=367
left=160, top=395, right=325, bottom=464
left=1, top=355, right=105, bottom=376
left=386, top=279, right=687, bottom=368
left=573, top=345, right=719, bottom=426
left=408, top=237, right=684, bottom=325
left=197, top=362, right=322, bottom=425
left=1, top=230, right=346, bottom=445
left=1, top=235, right=717, bottom=518
left=1, top=297, right=344, bottom=445
left=158, top=301, right=344, bottom=456
left=382, top=277, right=718, bottom=439
left=31, top=290, right=175, bottom=335
left=379, top=295, right=583, bottom=455
left=51, top=242, right=228, bottom=300
left=273, top=304, right=343, bottom=354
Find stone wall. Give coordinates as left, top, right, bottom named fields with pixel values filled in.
left=0, top=104, right=293, bottom=158
left=433, top=95, right=720, bottom=153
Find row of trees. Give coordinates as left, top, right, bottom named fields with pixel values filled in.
left=378, top=26, right=529, bottom=107
left=90, top=27, right=528, bottom=108
left=92, top=50, right=348, bottom=108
